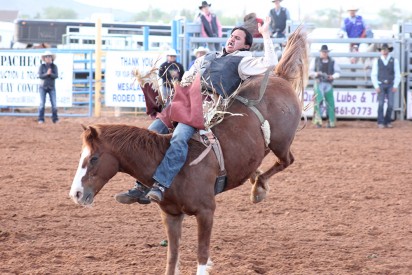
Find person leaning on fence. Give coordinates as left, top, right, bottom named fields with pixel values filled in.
left=268, top=0, right=290, bottom=38
left=370, top=43, right=401, bottom=129
left=38, top=51, right=59, bottom=124
left=158, top=49, right=185, bottom=105
left=115, top=16, right=278, bottom=205
left=309, top=45, right=341, bottom=128
left=195, top=1, right=223, bottom=51
left=339, top=6, right=366, bottom=49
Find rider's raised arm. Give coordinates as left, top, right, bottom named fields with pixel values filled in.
left=238, top=16, right=278, bottom=79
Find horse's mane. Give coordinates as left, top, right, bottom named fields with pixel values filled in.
left=82, top=124, right=170, bottom=156
left=274, top=25, right=309, bottom=102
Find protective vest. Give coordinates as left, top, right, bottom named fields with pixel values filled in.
left=315, top=57, right=335, bottom=83
left=200, top=14, right=219, bottom=37
left=377, top=57, right=395, bottom=85
left=201, top=53, right=244, bottom=97
left=344, top=15, right=365, bottom=38
left=269, top=7, right=287, bottom=33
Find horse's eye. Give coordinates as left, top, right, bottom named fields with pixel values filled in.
left=90, top=156, right=98, bottom=165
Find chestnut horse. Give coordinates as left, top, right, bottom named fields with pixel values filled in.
left=69, top=28, right=308, bottom=275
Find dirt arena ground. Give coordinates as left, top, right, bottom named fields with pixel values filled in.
left=0, top=115, right=411, bottom=275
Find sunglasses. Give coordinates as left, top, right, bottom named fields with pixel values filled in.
left=44, top=55, right=53, bottom=58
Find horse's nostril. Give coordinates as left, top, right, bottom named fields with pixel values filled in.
left=76, top=191, right=82, bottom=199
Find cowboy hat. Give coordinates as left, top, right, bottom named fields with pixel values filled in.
left=199, top=1, right=211, bottom=9
left=347, top=6, right=359, bottom=11
left=193, top=46, right=209, bottom=56
left=166, top=49, right=177, bottom=56
left=319, top=45, right=331, bottom=52
left=272, top=0, right=283, bottom=2
left=377, top=43, right=393, bottom=52
left=41, top=50, right=56, bottom=61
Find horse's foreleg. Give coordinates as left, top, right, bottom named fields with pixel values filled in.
left=251, top=150, right=294, bottom=203
left=161, top=211, right=184, bottom=275
left=196, top=209, right=215, bottom=275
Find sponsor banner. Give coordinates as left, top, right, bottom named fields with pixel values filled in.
left=105, top=51, right=163, bottom=107
left=303, top=89, right=381, bottom=118
left=0, top=52, right=73, bottom=107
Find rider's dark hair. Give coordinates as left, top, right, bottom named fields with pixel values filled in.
left=231, top=26, right=253, bottom=49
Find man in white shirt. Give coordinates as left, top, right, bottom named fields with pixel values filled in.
left=370, top=43, right=401, bottom=128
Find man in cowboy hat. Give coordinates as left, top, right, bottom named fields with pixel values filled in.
left=340, top=6, right=366, bottom=48
left=268, top=0, right=291, bottom=38
left=189, top=46, right=209, bottom=68
left=195, top=1, right=222, bottom=51
left=158, top=49, right=185, bottom=105
left=309, top=45, right=341, bottom=128
left=370, top=43, right=401, bottom=128
left=38, top=50, right=59, bottom=124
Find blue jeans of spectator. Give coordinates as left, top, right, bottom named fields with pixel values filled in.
left=377, top=84, right=394, bottom=125
left=149, top=119, right=196, bottom=188
left=38, top=87, right=58, bottom=122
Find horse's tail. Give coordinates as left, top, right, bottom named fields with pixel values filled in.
left=274, top=25, right=309, bottom=102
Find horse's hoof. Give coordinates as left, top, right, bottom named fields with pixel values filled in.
left=250, top=185, right=268, bottom=203
left=250, top=183, right=269, bottom=203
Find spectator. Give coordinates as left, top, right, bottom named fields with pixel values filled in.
left=309, top=45, right=341, bottom=128
left=38, top=51, right=59, bottom=124
left=243, top=12, right=265, bottom=51
left=243, top=12, right=264, bottom=38
left=268, top=0, right=291, bottom=38
left=158, top=49, right=185, bottom=105
left=195, top=1, right=222, bottom=51
left=340, top=6, right=366, bottom=49
left=370, top=43, right=401, bottom=128
left=189, top=46, right=209, bottom=68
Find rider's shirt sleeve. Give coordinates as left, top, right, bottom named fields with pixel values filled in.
left=238, top=37, right=278, bottom=80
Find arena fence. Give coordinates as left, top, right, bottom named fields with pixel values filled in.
left=1, top=21, right=411, bottom=120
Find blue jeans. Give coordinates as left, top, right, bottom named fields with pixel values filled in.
left=149, top=119, right=196, bottom=188
left=377, top=84, right=394, bottom=125
left=38, top=87, right=58, bottom=122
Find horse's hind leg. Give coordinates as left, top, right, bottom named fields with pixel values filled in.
left=251, top=148, right=294, bottom=203
left=161, top=211, right=184, bottom=275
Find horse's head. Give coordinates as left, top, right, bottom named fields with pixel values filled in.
left=69, top=125, right=119, bottom=206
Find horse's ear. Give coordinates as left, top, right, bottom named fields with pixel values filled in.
left=81, top=124, right=87, bottom=131
left=88, top=126, right=99, bottom=139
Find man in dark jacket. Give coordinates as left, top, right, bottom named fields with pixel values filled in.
left=158, top=49, right=185, bottom=105
left=38, top=51, right=59, bottom=124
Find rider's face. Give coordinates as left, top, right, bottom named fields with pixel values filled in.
left=225, top=29, right=250, bottom=54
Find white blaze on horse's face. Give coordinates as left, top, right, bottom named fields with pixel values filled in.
left=69, top=145, right=91, bottom=204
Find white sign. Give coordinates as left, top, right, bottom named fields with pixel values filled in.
left=0, top=52, right=73, bottom=107
left=303, top=89, right=380, bottom=118
left=407, top=90, right=412, bottom=120
left=105, top=51, right=163, bottom=107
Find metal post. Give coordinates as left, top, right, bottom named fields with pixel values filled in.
left=88, top=50, right=94, bottom=117
left=94, top=17, right=102, bottom=117
left=143, top=26, right=149, bottom=51
left=172, top=20, right=178, bottom=51
left=400, top=30, right=405, bottom=120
